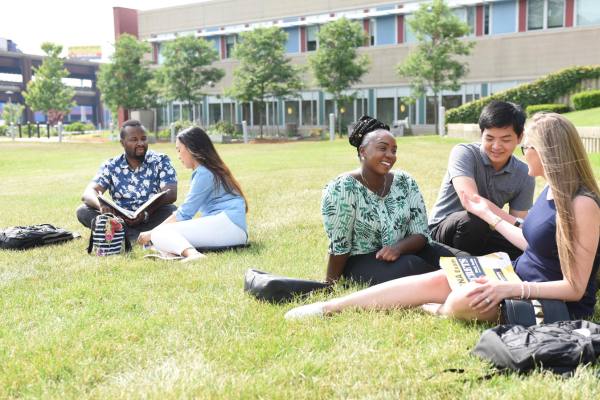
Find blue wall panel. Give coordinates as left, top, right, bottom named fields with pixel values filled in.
left=284, top=27, right=300, bottom=53
left=376, top=15, right=396, bottom=45
left=491, top=0, right=517, bottom=35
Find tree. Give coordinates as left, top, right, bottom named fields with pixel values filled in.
left=309, top=18, right=369, bottom=135
left=155, top=35, right=224, bottom=122
left=97, top=34, right=156, bottom=120
left=227, top=27, right=303, bottom=137
left=397, top=0, right=473, bottom=135
left=22, top=42, right=75, bottom=126
left=2, top=102, right=24, bottom=126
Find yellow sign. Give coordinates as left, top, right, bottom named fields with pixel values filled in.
left=68, top=46, right=102, bottom=60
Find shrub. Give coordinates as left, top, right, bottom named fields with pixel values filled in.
left=211, top=120, right=237, bottom=136
left=0, top=125, right=8, bottom=136
left=64, top=121, right=95, bottom=132
left=572, top=90, right=600, bottom=110
left=171, top=119, right=193, bottom=134
left=447, top=66, right=600, bottom=123
left=525, top=103, right=570, bottom=117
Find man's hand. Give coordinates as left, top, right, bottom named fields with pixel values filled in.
left=124, top=212, right=146, bottom=227
left=375, top=246, right=402, bottom=262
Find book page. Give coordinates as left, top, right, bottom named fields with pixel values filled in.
left=97, top=194, right=134, bottom=219
left=440, top=252, right=521, bottom=290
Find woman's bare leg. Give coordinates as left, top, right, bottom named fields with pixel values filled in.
left=323, top=270, right=452, bottom=314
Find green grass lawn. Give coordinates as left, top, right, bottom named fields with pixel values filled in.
left=1, top=138, right=600, bottom=399
left=563, top=106, right=600, bottom=126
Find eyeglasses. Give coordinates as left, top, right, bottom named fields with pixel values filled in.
left=520, top=145, right=535, bottom=156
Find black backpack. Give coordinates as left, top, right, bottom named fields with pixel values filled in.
left=87, top=214, right=131, bottom=256
left=0, top=224, right=77, bottom=250
left=473, top=320, right=600, bottom=374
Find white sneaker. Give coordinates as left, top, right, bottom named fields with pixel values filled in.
left=284, top=302, right=326, bottom=320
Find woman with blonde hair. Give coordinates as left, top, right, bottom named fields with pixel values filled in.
left=286, top=113, right=600, bottom=321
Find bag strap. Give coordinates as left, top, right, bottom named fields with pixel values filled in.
left=124, top=236, right=132, bottom=252
left=501, top=299, right=536, bottom=327
left=87, top=215, right=99, bottom=254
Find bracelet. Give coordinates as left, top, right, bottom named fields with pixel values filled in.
left=526, top=282, right=532, bottom=299
left=535, top=283, right=540, bottom=299
left=520, top=282, right=525, bottom=299
left=489, top=215, right=503, bottom=231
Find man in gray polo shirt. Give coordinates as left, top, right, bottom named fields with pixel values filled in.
left=428, top=101, right=535, bottom=259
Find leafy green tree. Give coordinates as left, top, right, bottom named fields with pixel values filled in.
left=227, top=27, right=303, bottom=137
left=97, top=34, right=156, bottom=120
left=22, top=42, right=75, bottom=126
left=397, top=0, right=473, bottom=134
left=155, top=35, right=224, bottom=122
left=309, top=18, right=369, bottom=134
left=2, top=102, right=24, bottom=126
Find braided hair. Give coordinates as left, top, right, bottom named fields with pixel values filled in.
left=349, top=115, right=390, bottom=154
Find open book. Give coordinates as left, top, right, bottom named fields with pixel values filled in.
left=97, top=190, right=169, bottom=220
left=440, top=252, right=521, bottom=290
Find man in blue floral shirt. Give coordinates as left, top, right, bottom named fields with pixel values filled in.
left=76, top=120, right=178, bottom=240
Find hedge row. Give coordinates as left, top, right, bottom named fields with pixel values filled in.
left=572, top=89, right=600, bottom=110
left=446, top=65, right=600, bottom=123
left=525, top=103, right=570, bottom=117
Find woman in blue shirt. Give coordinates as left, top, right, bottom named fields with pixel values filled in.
left=138, top=127, right=248, bottom=262
left=286, top=113, right=599, bottom=320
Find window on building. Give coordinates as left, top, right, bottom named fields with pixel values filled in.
left=284, top=100, right=299, bottom=124
left=225, top=35, right=237, bottom=58
left=397, top=99, right=410, bottom=121
left=306, top=25, right=319, bottom=51
left=267, top=101, right=279, bottom=126
left=484, top=4, right=490, bottom=35
left=240, top=103, right=251, bottom=125
left=577, top=0, right=600, bottom=26
left=252, top=102, right=265, bottom=126
left=426, top=97, right=436, bottom=125
left=547, top=0, right=565, bottom=28
left=208, top=103, right=221, bottom=124
left=368, top=19, right=375, bottom=46
left=528, top=0, right=564, bottom=30
left=442, top=95, right=463, bottom=111
left=376, top=98, right=394, bottom=128
left=467, top=7, right=476, bottom=35
left=356, top=96, right=369, bottom=118
left=222, top=103, right=235, bottom=123
left=301, top=100, right=318, bottom=125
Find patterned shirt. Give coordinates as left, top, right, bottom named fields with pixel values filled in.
left=93, top=150, right=177, bottom=211
left=322, top=170, right=430, bottom=256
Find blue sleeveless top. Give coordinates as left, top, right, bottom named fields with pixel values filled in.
left=515, top=186, right=600, bottom=318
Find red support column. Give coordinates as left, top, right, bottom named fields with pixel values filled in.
left=152, top=42, right=159, bottom=64
left=220, top=36, right=226, bottom=59
left=565, top=0, right=574, bottom=27
left=518, top=0, right=527, bottom=32
left=475, top=5, right=484, bottom=36
left=397, top=15, right=404, bottom=43
left=113, top=7, right=139, bottom=128
left=300, top=26, right=307, bottom=52
left=363, top=19, right=370, bottom=46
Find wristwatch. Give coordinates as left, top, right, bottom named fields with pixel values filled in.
left=143, top=210, right=150, bottom=223
left=514, top=217, right=524, bottom=227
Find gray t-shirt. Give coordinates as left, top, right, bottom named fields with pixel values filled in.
left=428, top=143, right=535, bottom=229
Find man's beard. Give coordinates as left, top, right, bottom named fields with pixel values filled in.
left=127, top=149, right=148, bottom=162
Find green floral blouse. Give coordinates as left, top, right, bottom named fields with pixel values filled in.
left=321, top=170, right=430, bottom=256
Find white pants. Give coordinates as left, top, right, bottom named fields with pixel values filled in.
left=151, top=212, right=247, bottom=255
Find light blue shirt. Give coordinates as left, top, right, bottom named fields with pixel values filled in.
left=175, top=165, right=247, bottom=233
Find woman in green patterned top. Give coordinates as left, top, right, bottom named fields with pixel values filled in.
left=323, top=116, right=464, bottom=285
